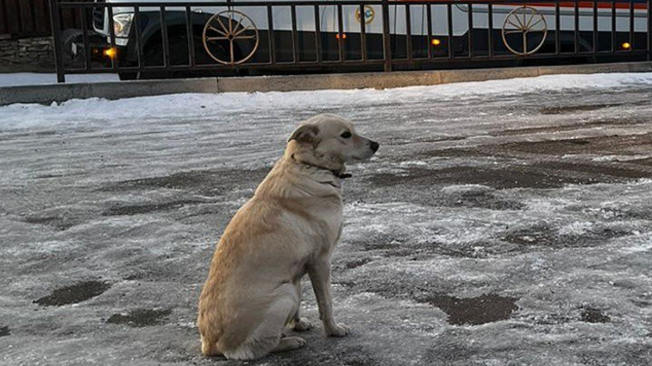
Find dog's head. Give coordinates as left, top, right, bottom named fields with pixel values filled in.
left=286, top=114, right=379, bottom=175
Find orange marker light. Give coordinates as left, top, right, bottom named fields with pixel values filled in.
left=335, top=33, right=347, bottom=40
left=621, top=42, right=632, bottom=50
left=431, top=38, right=441, bottom=46
left=104, top=47, right=117, bottom=59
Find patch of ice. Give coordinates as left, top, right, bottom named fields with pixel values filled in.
left=592, top=155, right=651, bottom=162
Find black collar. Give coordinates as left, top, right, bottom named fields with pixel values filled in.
left=291, top=154, right=351, bottom=179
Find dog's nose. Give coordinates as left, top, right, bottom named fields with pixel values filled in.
left=370, top=141, right=379, bottom=152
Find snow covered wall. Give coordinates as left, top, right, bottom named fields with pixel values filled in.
left=1, top=73, right=652, bottom=365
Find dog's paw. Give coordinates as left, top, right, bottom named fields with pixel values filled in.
left=325, top=323, right=350, bottom=337
left=293, top=318, right=313, bottom=332
left=273, top=336, right=306, bottom=353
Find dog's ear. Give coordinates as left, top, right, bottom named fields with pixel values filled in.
left=288, top=124, right=320, bottom=145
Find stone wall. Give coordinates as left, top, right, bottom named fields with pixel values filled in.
left=0, top=36, right=54, bottom=71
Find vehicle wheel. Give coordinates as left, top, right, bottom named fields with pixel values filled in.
left=60, top=29, right=85, bottom=67
left=140, top=35, right=192, bottom=79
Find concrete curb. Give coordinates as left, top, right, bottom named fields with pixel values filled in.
left=1, top=61, right=651, bottom=106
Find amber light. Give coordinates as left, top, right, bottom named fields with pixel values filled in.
left=431, top=38, right=442, bottom=46
left=103, top=47, right=117, bottom=59
left=621, top=42, right=632, bottom=50
left=335, top=33, right=347, bottom=40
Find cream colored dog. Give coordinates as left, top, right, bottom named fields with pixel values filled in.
left=197, top=114, right=379, bottom=360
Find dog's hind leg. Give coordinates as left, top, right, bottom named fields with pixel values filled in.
left=224, top=284, right=305, bottom=360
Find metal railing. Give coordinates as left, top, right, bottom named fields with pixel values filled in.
left=49, top=0, right=652, bottom=82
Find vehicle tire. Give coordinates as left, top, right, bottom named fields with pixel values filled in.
left=61, top=29, right=81, bottom=56
left=140, top=35, right=204, bottom=79
left=60, top=29, right=85, bottom=67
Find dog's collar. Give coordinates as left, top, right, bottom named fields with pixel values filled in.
left=291, top=154, right=351, bottom=180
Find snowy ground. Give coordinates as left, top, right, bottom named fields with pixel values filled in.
left=1, top=73, right=652, bottom=366
left=0, top=73, right=118, bottom=87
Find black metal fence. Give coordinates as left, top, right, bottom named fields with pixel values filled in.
left=0, top=0, right=93, bottom=38
left=49, top=0, right=652, bottom=82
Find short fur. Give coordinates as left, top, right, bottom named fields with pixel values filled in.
left=197, top=114, right=379, bottom=360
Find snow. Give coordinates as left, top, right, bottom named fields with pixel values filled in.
left=2, top=73, right=652, bottom=365
left=0, top=73, right=119, bottom=87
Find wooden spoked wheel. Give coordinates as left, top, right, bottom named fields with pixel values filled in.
left=502, top=6, right=548, bottom=56
left=203, top=10, right=259, bottom=65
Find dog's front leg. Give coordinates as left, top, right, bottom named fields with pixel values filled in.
left=308, top=255, right=350, bottom=337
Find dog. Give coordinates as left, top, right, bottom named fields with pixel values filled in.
left=197, top=114, right=379, bottom=360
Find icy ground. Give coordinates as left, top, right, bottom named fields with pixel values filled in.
left=0, top=73, right=118, bottom=87
left=2, top=73, right=652, bottom=366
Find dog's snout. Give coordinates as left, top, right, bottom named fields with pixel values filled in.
left=370, top=141, right=379, bottom=152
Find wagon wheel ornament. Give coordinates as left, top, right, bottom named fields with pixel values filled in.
left=203, top=10, right=259, bottom=65
left=501, top=6, right=547, bottom=56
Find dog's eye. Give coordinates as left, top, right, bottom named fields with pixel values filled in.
left=340, top=132, right=352, bottom=139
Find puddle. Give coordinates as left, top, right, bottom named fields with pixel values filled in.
left=0, top=326, right=9, bottom=337
left=344, top=258, right=373, bottom=269
left=99, top=168, right=268, bottom=196
left=106, top=309, right=172, bottom=327
left=103, top=199, right=206, bottom=216
left=34, top=281, right=111, bottom=306
left=493, top=118, right=634, bottom=136
left=441, top=188, right=525, bottom=210
left=370, top=166, right=592, bottom=189
left=23, top=216, right=78, bottom=231
left=424, top=294, right=519, bottom=325
left=498, top=133, right=652, bottom=156
left=580, top=307, right=611, bottom=323
left=503, top=224, right=632, bottom=248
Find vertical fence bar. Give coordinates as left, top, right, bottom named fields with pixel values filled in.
left=488, top=4, right=493, bottom=57
left=406, top=4, right=412, bottom=59
left=629, top=0, right=634, bottom=49
left=447, top=3, right=453, bottom=59
left=337, top=3, right=344, bottom=62
left=612, top=0, right=616, bottom=51
left=427, top=4, right=433, bottom=59
left=107, top=5, right=117, bottom=71
left=48, top=0, right=65, bottom=82
left=555, top=2, right=561, bottom=54
left=134, top=6, right=144, bottom=69
left=160, top=6, right=169, bottom=68
left=79, top=6, right=92, bottom=71
left=185, top=6, right=195, bottom=67
left=593, top=0, right=598, bottom=53
left=359, top=3, right=367, bottom=61
left=267, top=5, right=276, bottom=64
left=382, top=0, right=391, bottom=70
left=291, top=4, right=299, bottom=63
left=313, top=5, right=321, bottom=63
left=467, top=3, right=473, bottom=58
left=648, top=0, right=652, bottom=59
left=574, top=0, right=579, bottom=53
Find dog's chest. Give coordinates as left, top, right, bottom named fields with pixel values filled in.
left=305, top=199, right=343, bottom=248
